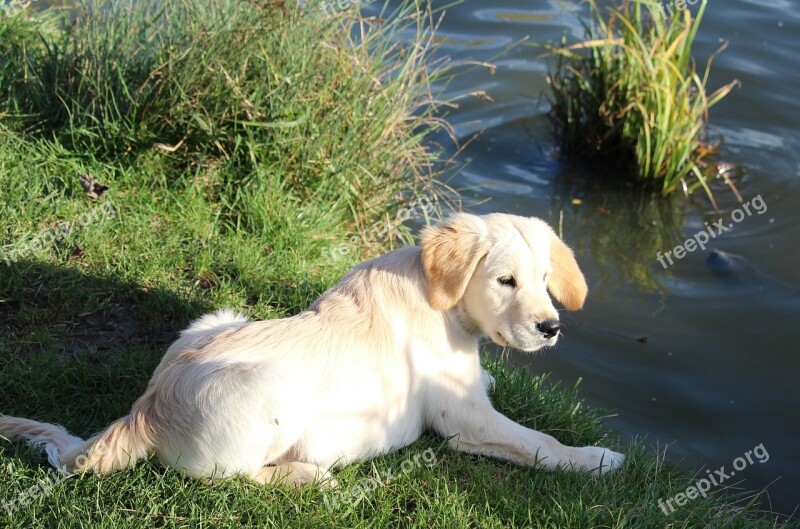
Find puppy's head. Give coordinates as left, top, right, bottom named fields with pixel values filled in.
left=421, top=213, right=587, bottom=352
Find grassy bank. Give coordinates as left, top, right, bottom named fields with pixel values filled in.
left=0, top=1, right=793, bottom=528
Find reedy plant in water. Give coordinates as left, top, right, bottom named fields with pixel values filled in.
left=546, top=0, right=739, bottom=207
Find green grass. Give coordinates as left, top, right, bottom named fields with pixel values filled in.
left=546, top=0, right=739, bottom=206
left=0, top=333, right=789, bottom=528
left=0, top=0, right=794, bottom=527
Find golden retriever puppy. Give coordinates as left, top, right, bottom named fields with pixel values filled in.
left=0, top=213, right=624, bottom=486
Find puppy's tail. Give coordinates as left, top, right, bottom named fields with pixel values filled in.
left=0, top=408, right=156, bottom=475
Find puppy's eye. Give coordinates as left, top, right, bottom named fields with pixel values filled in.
left=543, top=273, right=549, bottom=284
left=498, top=276, right=516, bottom=288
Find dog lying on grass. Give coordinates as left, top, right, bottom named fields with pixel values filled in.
left=0, top=213, right=624, bottom=486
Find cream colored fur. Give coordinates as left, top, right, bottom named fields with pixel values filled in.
left=0, top=213, right=623, bottom=486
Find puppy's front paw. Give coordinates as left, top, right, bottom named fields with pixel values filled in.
left=575, top=446, right=625, bottom=477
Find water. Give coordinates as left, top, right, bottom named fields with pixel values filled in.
left=368, top=0, right=800, bottom=517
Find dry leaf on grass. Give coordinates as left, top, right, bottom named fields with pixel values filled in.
left=78, top=173, right=109, bottom=200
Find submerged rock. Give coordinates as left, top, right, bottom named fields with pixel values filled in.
left=706, top=249, right=758, bottom=280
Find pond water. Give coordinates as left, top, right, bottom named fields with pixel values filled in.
left=369, top=0, right=800, bottom=517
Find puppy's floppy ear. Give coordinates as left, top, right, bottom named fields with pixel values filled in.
left=421, top=213, right=489, bottom=311
left=547, top=232, right=588, bottom=310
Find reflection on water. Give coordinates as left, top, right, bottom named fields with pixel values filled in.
left=550, top=173, right=687, bottom=293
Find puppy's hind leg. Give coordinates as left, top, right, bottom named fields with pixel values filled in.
left=250, top=462, right=337, bottom=489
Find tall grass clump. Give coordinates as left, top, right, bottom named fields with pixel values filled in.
left=547, top=0, right=739, bottom=205
left=0, top=0, right=452, bottom=248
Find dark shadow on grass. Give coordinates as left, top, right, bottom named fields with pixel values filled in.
left=0, top=259, right=209, bottom=359
left=0, top=259, right=215, bottom=438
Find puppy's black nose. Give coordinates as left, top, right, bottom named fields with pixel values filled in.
left=536, top=320, right=564, bottom=339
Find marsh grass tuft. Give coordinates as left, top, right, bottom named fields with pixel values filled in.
left=0, top=0, right=453, bottom=247
left=546, top=0, right=739, bottom=206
